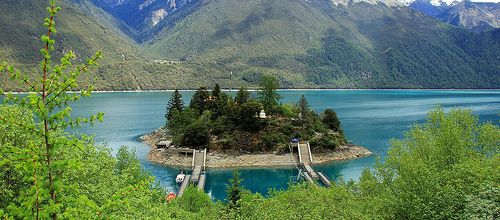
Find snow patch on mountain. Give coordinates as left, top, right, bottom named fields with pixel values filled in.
left=151, top=9, right=167, bottom=26
left=139, top=0, right=155, bottom=10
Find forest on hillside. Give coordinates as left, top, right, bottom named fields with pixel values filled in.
left=1, top=0, right=499, bottom=90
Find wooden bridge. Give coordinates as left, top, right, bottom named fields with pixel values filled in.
left=291, top=142, right=332, bottom=187
left=177, top=148, right=207, bottom=197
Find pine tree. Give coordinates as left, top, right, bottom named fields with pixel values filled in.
left=190, top=87, right=210, bottom=114
left=212, top=83, right=221, bottom=99
left=296, top=95, right=310, bottom=124
left=322, top=108, right=341, bottom=132
left=258, top=76, right=281, bottom=114
left=234, top=87, right=250, bottom=105
left=226, top=169, right=243, bottom=209
left=165, top=89, right=184, bottom=122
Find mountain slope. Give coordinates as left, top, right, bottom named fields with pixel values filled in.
left=90, top=0, right=201, bottom=41
left=410, top=0, right=500, bottom=31
left=1, top=0, right=499, bottom=90
left=439, top=1, right=500, bottom=31
left=144, top=0, right=499, bottom=88
left=0, top=0, right=142, bottom=65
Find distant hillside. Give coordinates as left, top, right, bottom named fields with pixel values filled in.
left=1, top=0, right=499, bottom=90
left=144, top=0, right=500, bottom=88
left=0, top=0, right=141, bottom=65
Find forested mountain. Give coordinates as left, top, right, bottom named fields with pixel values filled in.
left=0, top=0, right=142, bottom=65
left=139, top=0, right=500, bottom=88
left=1, top=0, right=499, bottom=89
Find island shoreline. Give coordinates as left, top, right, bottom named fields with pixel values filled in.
left=141, top=128, right=373, bottom=169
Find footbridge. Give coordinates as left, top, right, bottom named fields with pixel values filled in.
left=177, top=148, right=207, bottom=197
left=291, top=142, right=332, bottom=187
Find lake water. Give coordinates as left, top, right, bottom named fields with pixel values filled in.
left=68, top=90, right=499, bottom=201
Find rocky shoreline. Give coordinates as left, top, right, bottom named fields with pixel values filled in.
left=141, top=128, right=373, bottom=168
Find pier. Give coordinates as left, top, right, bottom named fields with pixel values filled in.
left=177, top=148, right=207, bottom=197
left=291, top=142, right=332, bottom=187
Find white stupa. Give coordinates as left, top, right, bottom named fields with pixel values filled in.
left=259, top=110, right=267, bottom=119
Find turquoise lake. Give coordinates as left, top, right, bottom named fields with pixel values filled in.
left=68, top=90, right=500, bottom=201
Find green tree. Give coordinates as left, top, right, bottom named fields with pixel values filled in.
left=176, top=185, right=213, bottom=213
left=0, top=1, right=103, bottom=218
left=212, top=83, right=221, bottom=99
left=0, top=2, right=166, bottom=218
left=296, top=95, right=310, bottom=125
left=226, top=170, right=243, bottom=210
left=258, top=76, right=281, bottom=113
left=234, top=87, right=250, bottom=105
left=176, top=111, right=212, bottom=148
left=165, top=89, right=184, bottom=123
left=322, top=108, right=341, bottom=132
left=211, top=92, right=231, bottom=119
left=190, top=87, right=210, bottom=114
left=238, top=101, right=263, bottom=131
left=371, top=108, right=500, bottom=219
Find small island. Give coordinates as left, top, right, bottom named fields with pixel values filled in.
left=143, top=76, right=372, bottom=168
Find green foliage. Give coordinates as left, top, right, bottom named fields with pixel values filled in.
left=212, top=83, right=221, bottom=99
left=371, top=107, right=500, bottom=219
left=238, top=101, right=264, bottom=131
left=210, top=92, right=231, bottom=120
left=258, top=75, right=281, bottom=113
left=226, top=170, right=243, bottom=210
left=309, top=133, right=341, bottom=151
left=234, top=87, right=251, bottom=105
left=168, top=108, right=199, bottom=142
left=165, top=89, right=184, bottom=122
left=168, top=108, right=211, bottom=148
left=296, top=95, right=312, bottom=125
left=464, top=185, right=500, bottom=219
left=0, top=3, right=168, bottom=218
left=261, top=132, right=287, bottom=151
left=0, top=1, right=104, bottom=218
left=175, top=185, right=213, bottom=213
left=190, top=87, right=210, bottom=114
left=322, top=108, right=341, bottom=132
left=181, top=112, right=212, bottom=148
left=167, top=79, right=347, bottom=152
left=212, top=107, right=500, bottom=219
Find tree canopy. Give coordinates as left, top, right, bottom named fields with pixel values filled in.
left=166, top=89, right=184, bottom=122
left=258, top=75, right=281, bottom=113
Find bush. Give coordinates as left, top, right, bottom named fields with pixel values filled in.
left=278, top=104, right=295, bottom=118
left=322, top=108, right=341, bottom=132
left=175, top=185, right=213, bottom=213
left=309, top=134, right=340, bottom=151
left=261, top=133, right=286, bottom=151
left=238, top=101, right=264, bottom=131
left=180, top=111, right=212, bottom=148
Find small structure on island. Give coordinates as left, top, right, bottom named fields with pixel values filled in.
left=155, top=140, right=171, bottom=149
left=259, top=109, right=267, bottom=119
